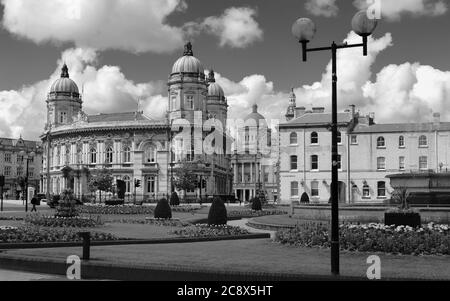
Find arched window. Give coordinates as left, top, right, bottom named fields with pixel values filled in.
left=290, top=132, right=298, bottom=145
left=419, top=135, right=427, bottom=147
left=311, top=155, right=318, bottom=170
left=311, top=132, right=319, bottom=144
left=144, top=145, right=156, bottom=163
left=123, top=176, right=131, bottom=193
left=89, top=148, right=97, bottom=164
left=290, top=155, right=298, bottom=170
left=185, top=95, right=194, bottom=110
left=377, top=137, right=385, bottom=148
left=377, top=181, right=386, bottom=197
left=399, top=136, right=405, bottom=148
left=105, top=147, right=113, bottom=164
left=123, top=147, right=131, bottom=163
left=362, top=184, right=370, bottom=198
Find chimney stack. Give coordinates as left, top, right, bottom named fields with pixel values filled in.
left=349, top=105, right=356, bottom=119
left=312, top=107, right=325, bottom=113
left=433, top=112, right=441, bottom=127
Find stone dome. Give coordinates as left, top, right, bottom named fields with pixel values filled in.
left=49, top=64, right=79, bottom=95
left=207, top=70, right=224, bottom=98
left=171, top=42, right=204, bottom=75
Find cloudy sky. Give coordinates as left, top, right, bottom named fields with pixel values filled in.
left=0, top=0, right=450, bottom=139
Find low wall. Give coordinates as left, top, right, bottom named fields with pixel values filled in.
left=293, top=206, right=450, bottom=224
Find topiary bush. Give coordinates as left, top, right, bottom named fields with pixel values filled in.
left=208, top=197, right=227, bottom=225
left=55, top=189, right=78, bottom=218
left=154, top=198, right=172, bottom=219
left=251, top=197, right=262, bottom=211
left=300, top=192, right=310, bottom=204
left=170, top=192, right=180, bottom=206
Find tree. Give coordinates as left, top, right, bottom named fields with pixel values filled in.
left=173, top=161, right=199, bottom=199
left=300, top=192, right=310, bottom=204
left=154, top=198, right=172, bottom=219
left=56, top=189, right=78, bottom=218
left=391, top=186, right=410, bottom=210
left=61, top=165, right=73, bottom=189
left=170, top=191, right=180, bottom=206
left=88, top=168, right=113, bottom=203
left=208, top=197, right=227, bottom=225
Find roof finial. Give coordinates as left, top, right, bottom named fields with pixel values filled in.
left=61, top=63, right=69, bottom=78
left=208, top=69, right=215, bottom=83
left=183, top=41, right=193, bottom=56
left=252, top=104, right=258, bottom=113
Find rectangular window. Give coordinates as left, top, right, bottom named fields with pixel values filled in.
left=290, top=156, right=298, bottom=170
left=186, top=95, right=194, bottom=110
left=59, top=112, right=67, bottom=123
left=311, top=181, right=319, bottom=197
left=17, top=155, right=23, bottom=164
left=377, top=157, right=386, bottom=170
left=4, top=153, right=11, bottom=163
left=171, top=96, right=177, bottom=111
left=419, top=156, right=428, bottom=170
left=337, top=155, right=342, bottom=170
left=311, top=155, right=318, bottom=170
left=264, top=172, right=269, bottom=183
left=4, top=166, right=11, bottom=176
left=377, top=182, right=386, bottom=197
left=399, top=156, right=405, bottom=171
left=290, top=182, right=299, bottom=197
left=28, top=169, right=34, bottom=178
left=351, top=135, right=357, bottom=144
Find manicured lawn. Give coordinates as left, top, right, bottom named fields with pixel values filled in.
left=3, top=239, right=449, bottom=280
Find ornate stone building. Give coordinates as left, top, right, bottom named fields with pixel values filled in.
left=0, top=137, right=42, bottom=199
left=40, top=43, right=233, bottom=202
left=231, top=104, right=278, bottom=202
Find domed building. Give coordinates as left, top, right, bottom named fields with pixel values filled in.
left=40, top=42, right=233, bottom=202
left=231, top=104, right=278, bottom=203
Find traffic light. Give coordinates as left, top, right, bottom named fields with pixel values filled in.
left=202, top=179, right=207, bottom=189
left=134, top=179, right=141, bottom=188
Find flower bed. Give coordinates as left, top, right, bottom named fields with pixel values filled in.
left=0, top=225, right=117, bottom=243
left=77, top=204, right=154, bottom=215
left=109, top=218, right=187, bottom=227
left=171, top=205, right=204, bottom=213
left=25, top=214, right=101, bottom=228
left=275, top=222, right=450, bottom=255
left=172, top=224, right=250, bottom=238
left=228, top=209, right=288, bottom=219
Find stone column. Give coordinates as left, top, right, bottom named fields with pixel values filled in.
left=241, top=163, right=245, bottom=184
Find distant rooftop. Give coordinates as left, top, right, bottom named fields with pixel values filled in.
left=87, top=111, right=151, bottom=123
left=0, top=137, right=42, bottom=148
left=279, top=112, right=353, bottom=128
left=352, top=122, right=450, bottom=133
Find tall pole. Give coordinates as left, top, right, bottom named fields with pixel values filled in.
left=46, top=129, right=51, bottom=203
left=330, top=42, right=339, bottom=275
left=25, top=158, right=30, bottom=212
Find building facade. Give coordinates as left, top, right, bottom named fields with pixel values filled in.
left=231, top=104, right=278, bottom=202
left=40, top=42, right=233, bottom=202
left=0, top=137, right=42, bottom=199
left=278, top=90, right=450, bottom=204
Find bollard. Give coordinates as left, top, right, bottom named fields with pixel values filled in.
left=79, top=232, right=91, bottom=260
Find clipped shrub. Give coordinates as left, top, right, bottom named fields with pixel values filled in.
left=56, top=190, right=78, bottom=218
left=170, top=192, right=180, bottom=206
left=300, top=192, right=310, bottom=204
left=251, top=197, right=262, bottom=211
left=154, top=198, right=172, bottom=219
left=105, top=199, right=125, bottom=206
left=208, top=197, right=227, bottom=225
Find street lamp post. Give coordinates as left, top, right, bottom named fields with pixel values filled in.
left=291, top=11, right=377, bottom=276
left=19, top=150, right=36, bottom=212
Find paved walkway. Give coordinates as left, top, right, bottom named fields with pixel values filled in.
left=228, top=218, right=276, bottom=239
left=0, top=269, right=68, bottom=281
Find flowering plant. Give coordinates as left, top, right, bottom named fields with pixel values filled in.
left=172, top=224, right=249, bottom=238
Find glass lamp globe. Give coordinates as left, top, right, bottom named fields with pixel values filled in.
left=292, top=18, right=316, bottom=42
left=351, top=10, right=377, bottom=37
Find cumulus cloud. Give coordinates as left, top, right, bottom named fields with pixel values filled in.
left=0, top=48, right=168, bottom=139
left=1, top=0, right=263, bottom=53
left=201, top=7, right=263, bottom=48
left=305, top=0, right=339, bottom=17
left=353, top=0, right=448, bottom=21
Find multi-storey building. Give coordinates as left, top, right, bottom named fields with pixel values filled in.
left=40, top=42, right=233, bottom=201
left=0, top=137, right=42, bottom=199
left=231, top=104, right=278, bottom=202
left=278, top=90, right=449, bottom=204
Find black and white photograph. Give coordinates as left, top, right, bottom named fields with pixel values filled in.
left=0, top=0, right=449, bottom=290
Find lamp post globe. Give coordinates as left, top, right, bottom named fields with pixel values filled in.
left=351, top=10, right=377, bottom=37
left=291, top=18, right=316, bottom=42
